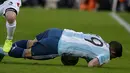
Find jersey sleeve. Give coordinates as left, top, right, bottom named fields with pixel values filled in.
left=97, top=54, right=110, bottom=65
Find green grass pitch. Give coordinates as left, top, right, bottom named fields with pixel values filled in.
left=0, top=8, right=130, bottom=73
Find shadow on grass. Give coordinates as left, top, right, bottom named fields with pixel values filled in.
left=99, top=66, right=130, bottom=70
left=1, top=61, right=130, bottom=70
left=1, top=61, right=87, bottom=67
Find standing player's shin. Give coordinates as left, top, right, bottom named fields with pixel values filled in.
left=5, top=9, right=16, bottom=40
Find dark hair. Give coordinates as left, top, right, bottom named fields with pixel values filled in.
left=109, top=41, right=122, bottom=57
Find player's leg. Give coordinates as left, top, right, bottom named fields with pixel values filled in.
left=3, top=10, right=16, bottom=53
left=36, top=28, right=63, bottom=41
left=31, top=37, right=59, bottom=60
left=8, top=40, right=28, bottom=58
left=5, top=9, right=16, bottom=40
left=30, top=28, right=62, bottom=60
left=8, top=38, right=59, bottom=60
left=0, top=47, right=9, bottom=61
left=0, top=47, right=5, bottom=61
left=3, top=0, right=21, bottom=53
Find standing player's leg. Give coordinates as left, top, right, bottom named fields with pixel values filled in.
left=3, top=9, right=16, bottom=53
left=0, top=0, right=21, bottom=62
left=3, top=0, right=21, bottom=53
left=0, top=47, right=5, bottom=62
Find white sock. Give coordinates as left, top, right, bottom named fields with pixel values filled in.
left=6, top=21, right=16, bottom=40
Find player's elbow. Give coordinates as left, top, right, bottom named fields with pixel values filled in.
left=88, top=62, right=95, bottom=67
left=88, top=64, right=93, bottom=67
left=87, top=58, right=101, bottom=67
left=88, top=63, right=102, bottom=67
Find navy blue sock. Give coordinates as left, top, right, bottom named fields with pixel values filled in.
left=0, top=47, right=5, bottom=55
left=8, top=47, right=25, bottom=58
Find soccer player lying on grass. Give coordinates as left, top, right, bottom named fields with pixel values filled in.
left=0, top=28, right=122, bottom=67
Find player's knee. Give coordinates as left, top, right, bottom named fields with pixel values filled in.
left=5, top=11, right=16, bottom=24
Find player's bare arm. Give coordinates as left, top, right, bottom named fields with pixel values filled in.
left=24, top=49, right=32, bottom=58
left=24, top=39, right=38, bottom=58
left=88, top=58, right=101, bottom=67
left=27, top=39, right=38, bottom=49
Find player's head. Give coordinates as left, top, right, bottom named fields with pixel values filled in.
left=109, top=41, right=122, bottom=59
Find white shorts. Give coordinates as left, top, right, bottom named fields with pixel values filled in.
left=0, top=0, right=21, bottom=16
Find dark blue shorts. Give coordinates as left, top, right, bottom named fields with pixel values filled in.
left=31, top=28, right=63, bottom=60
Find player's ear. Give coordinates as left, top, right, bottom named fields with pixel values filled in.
left=111, top=50, right=117, bottom=58
left=111, top=50, right=116, bottom=54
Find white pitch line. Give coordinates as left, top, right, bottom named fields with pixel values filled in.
left=109, top=12, right=130, bottom=53
left=109, top=12, right=130, bottom=33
